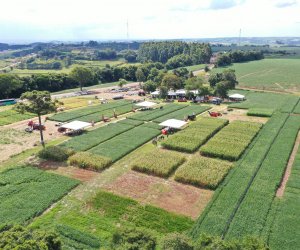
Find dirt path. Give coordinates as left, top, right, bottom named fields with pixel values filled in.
left=276, top=131, right=300, bottom=197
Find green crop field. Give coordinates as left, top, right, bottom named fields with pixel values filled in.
left=49, top=100, right=131, bottom=122
left=0, top=109, right=35, bottom=126
left=268, top=146, right=300, bottom=250
left=247, top=108, right=274, bottom=117
left=153, top=105, right=210, bottom=123
left=174, top=156, right=232, bottom=189
left=132, top=148, right=186, bottom=177
left=213, top=59, right=300, bottom=92
left=129, top=104, right=187, bottom=121
left=229, top=89, right=299, bottom=112
left=162, top=118, right=228, bottom=153
left=191, top=113, right=289, bottom=238
left=0, top=166, right=79, bottom=224
left=200, top=121, right=262, bottom=161
left=88, top=126, right=161, bottom=161
left=60, top=122, right=134, bottom=151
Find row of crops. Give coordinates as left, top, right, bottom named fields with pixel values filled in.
left=49, top=100, right=131, bottom=122
left=225, top=115, right=300, bottom=239
left=162, top=118, right=229, bottom=153
left=200, top=121, right=262, bottom=161
left=0, top=166, right=79, bottom=224
left=268, top=145, right=300, bottom=250
left=0, top=109, right=34, bottom=126
left=191, top=113, right=290, bottom=238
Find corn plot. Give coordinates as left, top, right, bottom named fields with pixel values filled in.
left=200, top=121, right=262, bottom=161
left=49, top=100, right=130, bottom=122
left=175, top=156, right=232, bottom=189
left=162, top=118, right=229, bottom=153
left=0, top=166, right=79, bottom=224
left=132, top=148, right=186, bottom=177
left=247, top=108, right=274, bottom=117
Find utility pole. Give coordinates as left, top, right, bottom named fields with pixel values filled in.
left=127, top=19, right=130, bottom=50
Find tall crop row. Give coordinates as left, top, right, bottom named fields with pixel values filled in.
left=200, top=121, right=262, bottom=161
left=225, top=115, right=300, bottom=238
left=162, top=118, right=229, bottom=153
left=190, top=113, right=289, bottom=239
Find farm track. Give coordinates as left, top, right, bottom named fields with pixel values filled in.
left=276, top=131, right=300, bottom=197
left=221, top=114, right=289, bottom=238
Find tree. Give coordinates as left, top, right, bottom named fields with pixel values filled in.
left=214, top=81, right=229, bottom=98
left=118, top=78, right=127, bottom=88
left=15, top=91, right=60, bottom=148
left=162, top=233, right=193, bottom=250
left=135, top=68, right=147, bottom=82
left=184, top=76, right=206, bottom=91
left=143, top=80, right=157, bottom=93
left=162, top=73, right=183, bottom=90
left=0, top=74, right=22, bottom=99
left=208, top=73, right=223, bottom=87
left=159, top=85, right=168, bottom=99
left=70, top=66, right=94, bottom=91
left=0, top=225, right=61, bottom=250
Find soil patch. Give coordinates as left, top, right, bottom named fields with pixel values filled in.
left=103, top=170, right=213, bottom=219
left=276, top=131, right=300, bottom=197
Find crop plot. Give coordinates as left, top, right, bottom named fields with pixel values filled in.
left=0, top=166, right=79, bottom=224
left=162, top=118, right=228, bottom=153
left=200, top=121, right=262, bottom=161
left=88, top=126, right=161, bottom=161
left=247, top=108, right=274, bottom=117
left=175, top=156, right=232, bottom=189
left=0, top=109, right=34, bottom=126
left=131, top=148, right=186, bottom=177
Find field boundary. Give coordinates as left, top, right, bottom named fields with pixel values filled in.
left=276, top=131, right=300, bottom=197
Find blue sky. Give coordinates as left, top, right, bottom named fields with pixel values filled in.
left=1, top=0, right=299, bottom=42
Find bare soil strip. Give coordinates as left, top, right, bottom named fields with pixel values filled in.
left=276, top=131, right=300, bottom=197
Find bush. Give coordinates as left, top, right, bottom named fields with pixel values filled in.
left=38, top=146, right=74, bottom=161
left=132, top=149, right=186, bottom=177
left=68, top=152, right=112, bottom=171
left=56, top=224, right=100, bottom=248
left=162, top=233, right=193, bottom=250
left=112, top=227, right=157, bottom=250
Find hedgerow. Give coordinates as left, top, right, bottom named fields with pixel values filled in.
left=174, top=156, right=232, bottom=189
left=200, top=121, right=262, bottom=161
left=191, top=113, right=289, bottom=238
left=68, top=152, right=112, bottom=171
left=0, top=166, right=79, bottom=224
left=38, top=146, right=75, bottom=161
left=162, top=118, right=228, bottom=153
left=247, top=108, right=274, bottom=117
left=132, top=149, right=186, bottom=177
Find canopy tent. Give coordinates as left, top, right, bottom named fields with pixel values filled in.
left=229, top=93, right=245, bottom=100
left=135, top=101, right=157, bottom=108
left=60, top=121, right=91, bottom=131
left=159, top=119, right=187, bottom=129
left=150, top=90, right=160, bottom=96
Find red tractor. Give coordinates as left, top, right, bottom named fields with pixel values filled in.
left=208, top=111, right=222, bottom=117
left=26, top=120, right=46, bottom=132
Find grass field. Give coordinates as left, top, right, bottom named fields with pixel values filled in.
left=0, top=109, right=35, bottom=126
left=0, top=166, right=79, bottom=224
left=228, top=89, right=299, bottom=112
left=213, top=59, right=300, bottom=92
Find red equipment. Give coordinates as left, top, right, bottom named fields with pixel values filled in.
left=178, top=98, right=187, bottom=102
left=208, top=111, right=222, bottom=117
left=102, top=114, right=110, bottom=122
left=27, top=120, right=46, bottom=130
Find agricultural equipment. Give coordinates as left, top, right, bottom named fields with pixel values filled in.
left=211, top=98, right=222, bottom=105
left=26, top=120, right=46, bottom=131
left=208, top=111, right=222, bottom=117
left=102, top=114, right=110, bottom=122
left=138, top=90, right=146, bottom=96
left=178, top=97, right=187, bottom=102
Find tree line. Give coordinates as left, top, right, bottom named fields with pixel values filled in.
left=216, top=50, right=264, bottom=67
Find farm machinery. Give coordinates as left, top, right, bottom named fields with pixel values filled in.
left=208, top=111, right=222, bottom=117
left=25, top=120, right=46, bottom=132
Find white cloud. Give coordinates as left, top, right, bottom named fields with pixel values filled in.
left=0, top=0, right=299, bottom=42
left=275, top=0, right=297, bottom=8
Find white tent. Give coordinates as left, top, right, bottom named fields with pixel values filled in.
left=150, top=90, right=160, bottom=96
left=60, top=121, right=91, bottom=131
left=159, top=119, right=187, bottom=129
left=135, top=101, right=157, bottom=108
left=229, top=93, right=245, bottom=100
